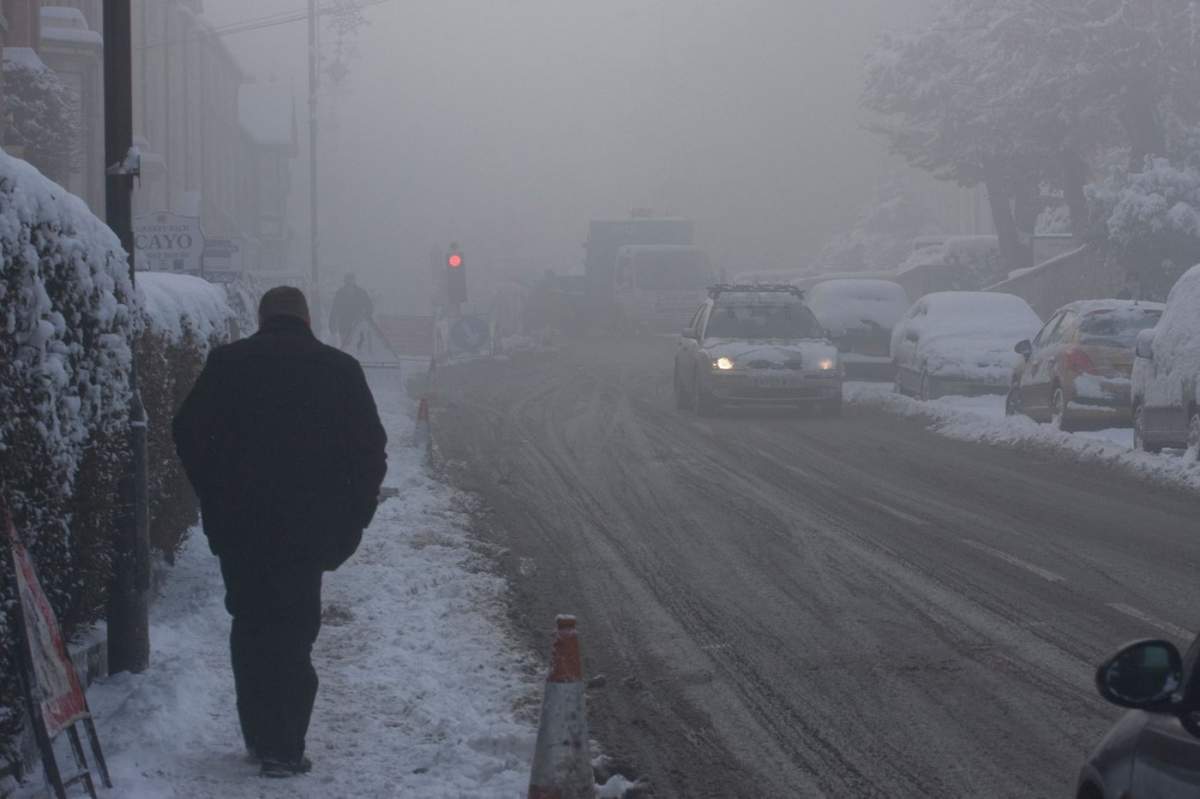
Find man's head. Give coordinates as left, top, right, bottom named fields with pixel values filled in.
left=344, top=274, right=356, bottom=286
left=258, top=286, right=311, bottom=327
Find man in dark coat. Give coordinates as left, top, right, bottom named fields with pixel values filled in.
left=328, top=273, right=374, bottom=349
left=172, top=286, right=387, bottom=778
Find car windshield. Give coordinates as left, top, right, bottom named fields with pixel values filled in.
left=1079, top=308, right=1162, bottom=347
left=634, top=251, right=710, bottom=290
left=705, top=303, right=823, bottom=339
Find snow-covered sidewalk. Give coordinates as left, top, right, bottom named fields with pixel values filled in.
left=75, top=369, right=536, bottom=798
left=847, top=381, right=1200, bottom=493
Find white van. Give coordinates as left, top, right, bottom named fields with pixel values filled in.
left=614, top=245, right=715, bottom=333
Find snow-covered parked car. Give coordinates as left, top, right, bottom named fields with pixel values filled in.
left=891, top=292, right=1041, bottom=400
left=674, top=285, right=843, bottom=415
left=1132, top=264, right=1200, bottom=456
left=807, top=279, right=910, bottom=380
left=1006, top=300, right=1163, bottom=431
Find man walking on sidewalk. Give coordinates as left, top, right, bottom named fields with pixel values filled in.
left=172, top=286, right=387, bottom=778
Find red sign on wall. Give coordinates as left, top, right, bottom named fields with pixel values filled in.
left=6, top=515, right=88, bottom=737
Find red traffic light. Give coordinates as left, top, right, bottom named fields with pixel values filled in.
left=447, top=253, right=463, bottom=268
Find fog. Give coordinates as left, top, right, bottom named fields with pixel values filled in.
left=206, top=0, right=932, bottom=312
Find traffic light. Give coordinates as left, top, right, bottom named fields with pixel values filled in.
left=446, top=243, right=467, bottom=304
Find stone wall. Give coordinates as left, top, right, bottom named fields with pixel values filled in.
left=986, top=244, right=1124, bottom=319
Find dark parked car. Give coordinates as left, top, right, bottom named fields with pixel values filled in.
left=1076, top=636, right=1200, bottom=798
left=807, top=279, right=910, bottom=381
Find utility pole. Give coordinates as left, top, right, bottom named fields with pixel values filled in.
left=308, top=0, right=323, bottom=334
left=104, top=0, right=150, bottom=674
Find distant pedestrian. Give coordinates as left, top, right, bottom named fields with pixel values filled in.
left=172, top=286, right=387, bottom=778
left=329, top=274, right=374, bottom=348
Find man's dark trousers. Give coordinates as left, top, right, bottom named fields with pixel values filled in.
left=221, top=557, right=323, bottom=762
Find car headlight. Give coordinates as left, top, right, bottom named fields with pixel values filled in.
left=712, top=356, right=735, bottom=371
left=818, top=358, right=837, bottom=371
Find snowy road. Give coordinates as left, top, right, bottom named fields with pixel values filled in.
left=434, top=335, right=1200, bottom=799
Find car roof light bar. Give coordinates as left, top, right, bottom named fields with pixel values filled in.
left=707, top=284, right=806, bottom=300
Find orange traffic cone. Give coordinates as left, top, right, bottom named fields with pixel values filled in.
left=412, top=396, right=431, bottom=450
left=528, top=616, right=593, bottom=799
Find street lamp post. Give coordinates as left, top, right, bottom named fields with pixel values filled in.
left=103, top=0, right=150, bottom=674
left=308, top=0, right=323, bottom=335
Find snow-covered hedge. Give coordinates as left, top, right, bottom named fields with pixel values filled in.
left=136, top=273, right=238, bottom=562
left=0, top=150, right=135, bottom=750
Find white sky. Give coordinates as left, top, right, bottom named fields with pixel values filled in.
left=204, top=0, right=932, bottom=312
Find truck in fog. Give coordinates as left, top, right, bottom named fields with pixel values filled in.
left=613, top=245, right=716, bottom=333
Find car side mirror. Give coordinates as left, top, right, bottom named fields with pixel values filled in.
left=1095, top=639, right=1183, bottom=710
left=1015, top=339, right=1033, bottom=359
left=1136, top=329, right=1155, bottom=360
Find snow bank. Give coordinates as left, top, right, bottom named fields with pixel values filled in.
left=137, top=271, right=236, bottom=350
left=80, top=372, right=538, bottom=798
left=846, top=383, right=1200, bottom=493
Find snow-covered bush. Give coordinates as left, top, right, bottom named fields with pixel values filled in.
left=2, top=54, right=81, bottom=185
left=0, top=151, right=134, bottom=750
left=1088, top=158, right=1200, bottom=300
left=136, top=273, right=237, bottom=562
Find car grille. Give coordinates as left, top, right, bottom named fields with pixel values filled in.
left=746, top=359, right=804, bottom=370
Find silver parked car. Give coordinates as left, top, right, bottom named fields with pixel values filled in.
left=891, top=291, right=1041, bottom=400
left=1132, top=263, right=1200, bottom=456
left=673, top=285, right=843, bottom=416
left=1076, top=635, right=1200, bottom=798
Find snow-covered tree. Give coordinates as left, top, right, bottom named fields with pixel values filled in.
left=1089, top=157, right=1200, bottom=299
left=819, top=173, right=942, bottom=271
left=864, top=0, right=1200, bottom=270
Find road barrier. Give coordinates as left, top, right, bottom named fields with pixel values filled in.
left=528, top=616, right=593, bottom=799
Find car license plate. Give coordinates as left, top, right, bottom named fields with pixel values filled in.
left=753, top=376, right=793, bottom=389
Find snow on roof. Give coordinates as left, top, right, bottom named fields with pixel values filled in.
left=919, top=291, right=1041, bottom=335
left=40, top=6, right=103, bottom=46
left=41, top=6, right=86, bottom=23
left=993, top=244, right=1090, bottom=284
left=239, top=84, right=294, bottom=146
left=41, top=27, right=103, bottom=46
left=1058, top=299, right=1166, bottom=316
left=137, top=272, right=235, bottom=347
left=2, top=47, right=48, bottom=72
left=732, top=268, right=815, bottom=283
left=901, top=235, right=998, bottom=271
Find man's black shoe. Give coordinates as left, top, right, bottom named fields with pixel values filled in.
left=261, top=756, right=313, bottom=778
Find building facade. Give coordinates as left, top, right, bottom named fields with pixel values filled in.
left=0, top=0, right=295, bottom=279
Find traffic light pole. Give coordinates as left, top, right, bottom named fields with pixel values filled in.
left=104, top=0, right=150, bottom=674
left=307, top=0, right=323, bottom=335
